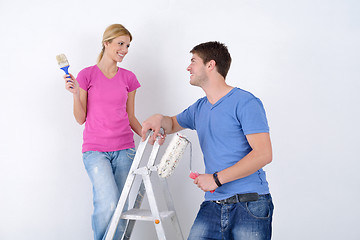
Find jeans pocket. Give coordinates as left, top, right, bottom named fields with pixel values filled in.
left=82, top=151, right=96, bottom=162
left=245, top=199, right=272, bottom=219
left=126, top=148, right=136, bottom=160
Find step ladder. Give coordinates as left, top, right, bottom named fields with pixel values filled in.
left=104, top=132, right=184, bottom=240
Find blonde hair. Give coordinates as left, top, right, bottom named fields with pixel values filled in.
left=97, top=24, right=133, bottom=63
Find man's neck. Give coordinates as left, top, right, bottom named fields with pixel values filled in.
left=202, top=77, right=233, bottom=105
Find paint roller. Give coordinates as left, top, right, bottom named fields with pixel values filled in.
left=157, top=133, right=191, bottom=178
left=157, top=133, right=214, bottom=193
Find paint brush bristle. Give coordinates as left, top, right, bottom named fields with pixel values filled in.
left=56, top=54, right=69, bottom=68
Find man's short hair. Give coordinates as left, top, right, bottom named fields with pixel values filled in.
left=190, top=41, right=232, bottom=79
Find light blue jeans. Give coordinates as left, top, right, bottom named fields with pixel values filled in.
left=188, top=194, right=274, bottom=240
left=83, top=148, right=136, bottom=240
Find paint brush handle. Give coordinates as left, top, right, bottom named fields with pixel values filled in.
left=61, top=66, right=71, bottom=79
left=61, top=66, right=73, bottom=88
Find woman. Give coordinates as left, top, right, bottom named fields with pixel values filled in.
left=64, top=24, right=142, bottom=240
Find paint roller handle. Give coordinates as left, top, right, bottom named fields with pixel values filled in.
left=189, top=172, right=215, bottom=193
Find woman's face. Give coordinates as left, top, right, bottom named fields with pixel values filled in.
left=104, top=35, right=131, bottom=63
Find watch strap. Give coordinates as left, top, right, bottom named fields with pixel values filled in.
left=213, top=171, right=222, bottom=187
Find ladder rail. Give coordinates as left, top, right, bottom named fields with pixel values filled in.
left=122, top=181, right=145, bottom=240
left=159, top=177, right=184, bottom=240
left=142, top=174, right=166, bottom=240
left=105, top=134, right=151, bottom=240
left=122, top=139, right=161, bottom=239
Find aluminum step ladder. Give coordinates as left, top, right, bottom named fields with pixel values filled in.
left=104, top=132, right=184, bottom=240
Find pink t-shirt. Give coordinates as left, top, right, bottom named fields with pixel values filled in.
left=77, top=65, right=141, bottom=153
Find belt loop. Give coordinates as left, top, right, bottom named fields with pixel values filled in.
left=235, top=194, right=240, bottom=203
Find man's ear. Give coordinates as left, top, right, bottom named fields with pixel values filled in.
left=207, top=60, right=216, bottom=71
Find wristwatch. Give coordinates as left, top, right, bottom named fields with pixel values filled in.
left=213, top=172, right=222, bottom=187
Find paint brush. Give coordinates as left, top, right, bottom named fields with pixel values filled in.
left=56, top=53, right=73, bottom=87
left=56, top=53, right=70, bottom=76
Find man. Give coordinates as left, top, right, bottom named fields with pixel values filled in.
left=142, top=41, right=274, bottom=239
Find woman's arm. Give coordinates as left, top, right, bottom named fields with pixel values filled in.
left=126, top=90, right=142, bottom=137
left=64, top=73, right=87, bottom=125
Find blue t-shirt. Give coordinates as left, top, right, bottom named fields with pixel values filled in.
left=176, top=87, right=270, bottom=201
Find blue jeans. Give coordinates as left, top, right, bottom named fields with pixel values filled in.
left=188, top=194, right=274, bottom=240
left=83, top=148, right=136, bottom=240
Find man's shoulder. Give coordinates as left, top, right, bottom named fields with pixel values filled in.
left=196, top=95, right=208, bottom=103
left=233, top=87, right=256, bottom=98
left=230, top=87, right=258, bottom=105
left=191, top=96, right=208, bottom=108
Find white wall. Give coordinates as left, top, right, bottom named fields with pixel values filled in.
left=1, top=0, right=359, bottom=239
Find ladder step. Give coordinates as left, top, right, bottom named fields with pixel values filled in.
left=121, top=209, right=175, bottom=221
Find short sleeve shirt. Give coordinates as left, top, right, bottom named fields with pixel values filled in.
left=177, top=88, right=270, bottom=200
left=77, top=65, right=140, bottom=153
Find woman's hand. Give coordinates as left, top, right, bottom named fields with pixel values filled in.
left=64, top=73, right=80, bottom=95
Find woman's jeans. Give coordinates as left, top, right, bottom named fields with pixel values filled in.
left=83, top=148, right=136, bottom=240
left=188, top=194, right=274, bottom=240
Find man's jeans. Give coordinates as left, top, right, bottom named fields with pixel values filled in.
left=188, top=194, right=274, bottom=240
left=83, top=148, right=136, bottom=240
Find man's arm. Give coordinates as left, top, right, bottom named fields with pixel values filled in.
left=194, top=132, right=272, bottom=192
left=141, top=114, right=184, bottom=143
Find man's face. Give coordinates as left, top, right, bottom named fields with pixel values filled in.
left=187, top=53, right=207, bottom=86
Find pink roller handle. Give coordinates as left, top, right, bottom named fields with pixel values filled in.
left=189, top=171, right=199, bottom=179
left=189, top=171, right=215, bottom=193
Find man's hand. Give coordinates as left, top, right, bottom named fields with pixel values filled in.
left=141, top=114, right=166, bottom=145
left=193, top=173, right=218, bottom=192
left=141, top=114, right=183, bottom=145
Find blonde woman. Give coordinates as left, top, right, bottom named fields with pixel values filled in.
left=64, top=24, right=142, bottom=240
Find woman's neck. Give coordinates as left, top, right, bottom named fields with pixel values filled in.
left=97, top=56, right=118, bottom=74
left=97, top=57, right=119, bottom=78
